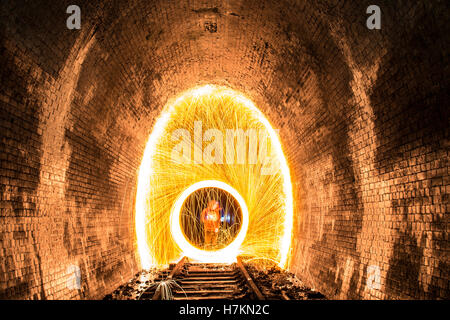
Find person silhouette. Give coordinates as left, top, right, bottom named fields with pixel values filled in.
left=200, top=200, right=221, bottom=249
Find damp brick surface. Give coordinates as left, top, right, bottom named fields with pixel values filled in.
left=0, top=1, right=448, bottom=299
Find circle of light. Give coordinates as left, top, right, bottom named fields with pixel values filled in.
left=170, top=180, right=249, bottom=263
left=135, top=85, right=294, bottom=269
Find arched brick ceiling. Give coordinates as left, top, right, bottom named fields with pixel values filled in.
left=0, top=0, right=448, bottom=299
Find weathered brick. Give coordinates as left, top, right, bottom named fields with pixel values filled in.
left=0, top=0, right=448, bottom=300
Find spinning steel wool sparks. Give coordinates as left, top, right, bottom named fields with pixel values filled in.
left=135, top=85, right=293, bottom=269
left=171, top=180, right=249, bottom=263
left=179, top=186, right=243, bottom=251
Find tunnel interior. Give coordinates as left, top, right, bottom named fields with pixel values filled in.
left=0, top=0, right=448, bottom=300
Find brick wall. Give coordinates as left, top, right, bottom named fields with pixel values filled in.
left=0, top=0, right=448, bottom=299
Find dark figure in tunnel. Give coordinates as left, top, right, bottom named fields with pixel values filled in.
left=201, top=200, right=221, bottom=249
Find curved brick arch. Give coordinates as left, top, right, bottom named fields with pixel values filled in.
left=0, top=0, right=447, bottom=299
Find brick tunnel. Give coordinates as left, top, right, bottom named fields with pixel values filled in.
left=0, top=1, right=448, bottom=300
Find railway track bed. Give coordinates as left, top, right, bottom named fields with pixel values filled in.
left=139, top=258, right=260, bottom=300
left=105, top=257, right=325, bottom=300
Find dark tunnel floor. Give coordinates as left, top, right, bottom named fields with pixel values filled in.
left=244, top=264, right=326, bottom=300
left=104, top=261, right=326, bottom=300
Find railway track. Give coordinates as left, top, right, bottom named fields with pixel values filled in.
left=139, top=257, right=265, bottom=300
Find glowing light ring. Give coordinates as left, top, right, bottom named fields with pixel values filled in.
left=170, top=180, right=249, bottom=263
left=136, top=85, right=293, bottom=269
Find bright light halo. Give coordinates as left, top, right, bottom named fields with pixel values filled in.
left=135, top=85, right=294, bottom=269
left=170, top=180, right=249, bottom=263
